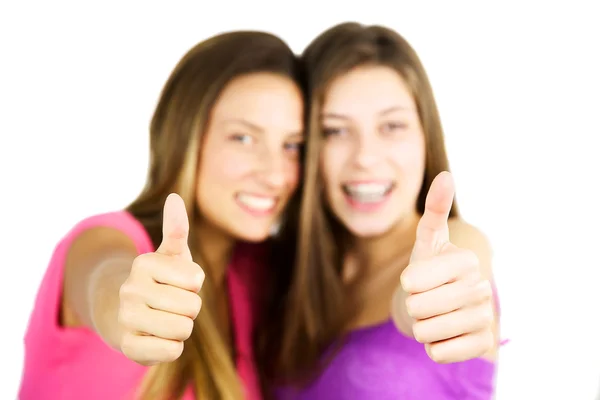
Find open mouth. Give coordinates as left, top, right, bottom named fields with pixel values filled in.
left=235, top=193, right=278, bottom=216
left=342, top=181, right=395, bottom=210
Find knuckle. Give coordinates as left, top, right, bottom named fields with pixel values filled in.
left=412, top=322, right=427, bottom=344
left=430, top=353, right=441, bottom=363
left=119, top=332, right=138, bottom=358
left=131, top=254, right=150, bottom=273
left=189, top=262, right=205, bottom=292
left=479, top=329, right=495, bottom=354
left=479, top=303, right=495, bottom=326
left=468, top=279, right=492, bottom=304
left=118, top=281, right=138, bottom=301
left=163, top=340, right=185, bottom=363
left=188, top=294, right=203, bottom=319
left=404, top=296, right=417, bottom=318
left=399, top=270, right=412, bottom=292
left=459, top=248, right=479, bottom=270
left=117, top=306, right=136, bottom=329
left=132, top=253, right=163, bottom=278
left=478, top=280, right=493, bottom=301
left=427, top=344, right=444, bottom=363
left=177, top=317, right=195, bottom=341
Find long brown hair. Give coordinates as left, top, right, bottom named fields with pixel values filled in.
left=125, top=30, right=303, bottom=400
left=257, top=22, right=460, bottom=387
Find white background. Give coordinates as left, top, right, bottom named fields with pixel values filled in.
left=1, top=2, right=599, bottom=399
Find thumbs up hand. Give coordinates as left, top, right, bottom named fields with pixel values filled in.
left=395, top=172, right=495, bottom=363
left=118, top=193, right=205, bottom=366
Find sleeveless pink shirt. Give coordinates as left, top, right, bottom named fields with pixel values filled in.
left=19, top=211, right=264, bottom=400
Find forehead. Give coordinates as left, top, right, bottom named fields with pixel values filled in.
left=212, top=72, right=303, bottom=130
left=323, top=65, right=415, bottom=115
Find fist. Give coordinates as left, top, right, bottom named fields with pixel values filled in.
left=393, top=172, right=495, bottom=363
left=118, top=193, right=205, bottom=366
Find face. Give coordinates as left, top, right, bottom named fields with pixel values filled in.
left=320, top=65, right=425, bottom=238
left=197, top=72, right=304, bottom=242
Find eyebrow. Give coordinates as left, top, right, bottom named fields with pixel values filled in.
left=222, top=118, right=304, bottom=137
left=222, top=118, right=263, bottom=132
left=288, top=131, right=305, bottom=139
left=321, top=105, right=409, bottom=120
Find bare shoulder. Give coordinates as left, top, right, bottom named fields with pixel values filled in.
left=66, top=226, right=137, bottom=261
left=447, top=218, right=492, bottom=253
left=447, top=218, right=494, bottom=279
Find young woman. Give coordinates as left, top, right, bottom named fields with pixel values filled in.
left=259, top=22, right=503, bottom=399
left=19, top=31, right=305, bottom=400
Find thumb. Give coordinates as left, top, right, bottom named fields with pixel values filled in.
left=410, top=171, right=455, bottom=263
left=156, top=193, right=192, bottom=260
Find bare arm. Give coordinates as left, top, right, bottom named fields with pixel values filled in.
left=62, top=227, right=138, bottom=350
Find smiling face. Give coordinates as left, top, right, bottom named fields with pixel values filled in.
left=196, top=72, right=304, bottom=242
left=320, top=65, right=425, bottom=238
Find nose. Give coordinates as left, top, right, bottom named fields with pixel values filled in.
left=353, top=134, right=381, bottom=169
left=257, top=150, right=287, bottom=189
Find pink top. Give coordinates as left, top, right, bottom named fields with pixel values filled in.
left=19, top=211, right=264, bottom=400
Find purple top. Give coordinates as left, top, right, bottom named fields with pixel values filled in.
left=274, top=319, right=497, bottom=400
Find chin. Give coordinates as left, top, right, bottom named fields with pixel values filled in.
left=233, top=227, right=271, bottom=243
left=345, top=220, right=395, bottom=239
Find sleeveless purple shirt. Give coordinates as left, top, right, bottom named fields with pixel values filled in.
left=274, top=319, right=497, bottom=399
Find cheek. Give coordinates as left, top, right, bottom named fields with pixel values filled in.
left=390, top=136, right=426, bottom=175
left=201, top=148, right=253, bottom=184
left=196, top=149, right=254, bottom=221
left=320, top=145, right=345, bottom=193
left=283, top=157, right=301, bottom=191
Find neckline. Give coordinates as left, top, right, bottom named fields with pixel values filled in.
left=346, top=318, right=420, bottom=341
left=347, top=318, right=396, bottom=335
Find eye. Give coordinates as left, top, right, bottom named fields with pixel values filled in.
left=323, top=126, right=348, bottom=138
left=229, top=133, right=254, bottom=145
left=380, top=121, right=408, bottom=135
left=284, top=140, right=304, bottom=154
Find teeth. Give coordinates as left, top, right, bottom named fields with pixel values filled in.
left=343, top=183, right=392, bottom=203
left=345, top=183, right=390, bottom=195
left=237, top=194, right=276, bottom=210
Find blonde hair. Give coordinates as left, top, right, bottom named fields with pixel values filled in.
left=126, top=30, right=302, bottom=399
